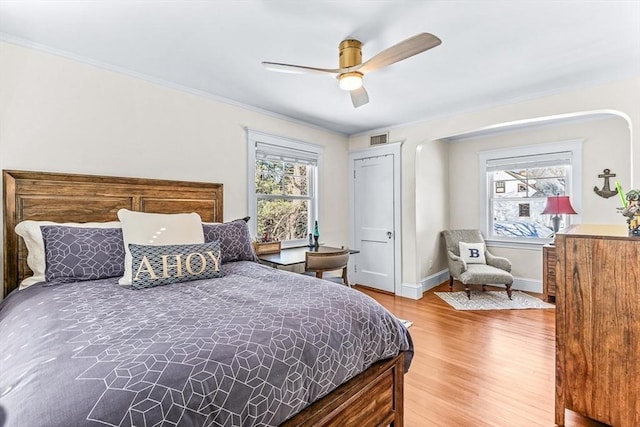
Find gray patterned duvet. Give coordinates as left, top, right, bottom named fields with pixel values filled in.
left=0, top=261, right=413, bottom=427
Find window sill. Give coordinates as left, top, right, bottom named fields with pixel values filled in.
left=484, top=238, right=552, bottom=251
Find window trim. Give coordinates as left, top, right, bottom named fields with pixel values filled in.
left=478, top=139, right=583, bottom=248
left=247, top=129, right=323, bottom=248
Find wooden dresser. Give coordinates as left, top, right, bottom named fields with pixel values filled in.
left=555, top=225, right=640, bottom=426
left=542, top=244, right=556, bottom=302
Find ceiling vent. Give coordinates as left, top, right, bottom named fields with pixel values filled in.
left=370, top=132, right=389, bottom=146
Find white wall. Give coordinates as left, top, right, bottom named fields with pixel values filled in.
left=349, top=76, right=640, bottom=295
left=0, top=41, right=350, bottom=290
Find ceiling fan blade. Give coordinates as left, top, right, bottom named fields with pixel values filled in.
left=350, top=86, right=369, bottom=108
left=262, top=61, right=347, bottom=75
left=356, top=32, right=441, bottom=74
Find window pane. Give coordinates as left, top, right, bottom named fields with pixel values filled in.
left=492, top=198, right=555, bottom=238
left=257, top=198, right=309, bottom=241
left=256, top=160, right=284, bottom=195
left=531, top=178, right=567, bottom=196
left=256, top=160, right=309, bottom=196
left=492, top=167, right=568, bottom=199
left=281, top=162, right=309, bottom=196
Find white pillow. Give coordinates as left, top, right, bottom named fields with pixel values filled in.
left=458, top=242, right=486, bottom=264
left=117, top=209, right=204, bottom=285
left=14, top=220, right=121, bottom=289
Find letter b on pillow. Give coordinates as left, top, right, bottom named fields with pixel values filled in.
left=458, top=242, right=486, bottom=264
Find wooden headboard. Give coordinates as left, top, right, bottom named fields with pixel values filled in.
left=3, top=170, right=223, bottom=297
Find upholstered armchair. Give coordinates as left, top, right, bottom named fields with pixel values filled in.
left=441, top=229, right=513, bottom=299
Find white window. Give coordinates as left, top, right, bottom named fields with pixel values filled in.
left=247, top=130, right=322, bottom=247
left=479, top=140, right=582, bottom=246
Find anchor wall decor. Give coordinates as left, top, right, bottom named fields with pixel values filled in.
left=593, top=168, right=618, bottom=199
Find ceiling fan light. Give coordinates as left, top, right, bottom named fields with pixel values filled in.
left=338, top=72, right=363, bottom=91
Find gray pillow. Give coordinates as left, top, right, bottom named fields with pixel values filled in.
left=202, top=219, right=258, bottom=263
left=41, top=225, right=125, bottom=283
left=129, top=241, right=224, bottom=289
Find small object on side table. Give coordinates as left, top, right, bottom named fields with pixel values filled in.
left=313, top=220, right=320, bottom=248
left=253, top=240, right=281, bottom=255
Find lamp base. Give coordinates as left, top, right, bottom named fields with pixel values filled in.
left=545, top=215, right=562, bottom=246
left=551, top=215, right=562, bottom=235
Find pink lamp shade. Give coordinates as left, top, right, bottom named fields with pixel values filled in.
left=542, top=195, right=577, bottom=238
left=542, top=195, right=577, bottom=215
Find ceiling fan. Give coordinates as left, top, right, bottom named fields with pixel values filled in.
left=262, top=32, right=441, bottom=108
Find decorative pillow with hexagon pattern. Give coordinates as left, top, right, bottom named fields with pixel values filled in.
left=202, top=219, right=258, bottom=263
left=41, top=225, right=125, bottom=283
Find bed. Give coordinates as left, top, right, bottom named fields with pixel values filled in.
left=0, top=170, right=412, bottom=427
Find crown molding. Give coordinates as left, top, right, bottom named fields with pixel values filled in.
left=0, top=33, right=347, bottom=138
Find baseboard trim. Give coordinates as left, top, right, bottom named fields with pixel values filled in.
left=420, top=269, right=449, bottom=294
left=513, top=277, right=542, bottom=294
left=400, top=282, right=423, bottom=300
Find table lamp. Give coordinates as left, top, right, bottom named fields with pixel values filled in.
left=542, top=195, right=577, bottom=242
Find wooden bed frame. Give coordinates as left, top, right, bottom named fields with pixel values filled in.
left=2, top=169, right=405, bottom=426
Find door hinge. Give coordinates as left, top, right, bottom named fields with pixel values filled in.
left=353, top=170, right=356, bottom=179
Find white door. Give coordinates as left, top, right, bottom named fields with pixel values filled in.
left=352, top=152, right=397, bottom=292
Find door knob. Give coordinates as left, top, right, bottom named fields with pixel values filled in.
left=387, top=231, right=393, bottom=239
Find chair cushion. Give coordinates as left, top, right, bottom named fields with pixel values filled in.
left=459, top=242, right=486, bottom=264
left=303, top=271, right=347, bottom=285
left=459, top=264, right=513, bottom=285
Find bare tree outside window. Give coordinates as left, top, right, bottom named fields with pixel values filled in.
left=256, top=159, right=313, bottom=241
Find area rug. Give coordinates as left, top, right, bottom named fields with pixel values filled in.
left=435, top=291, right=554, bottom=311
left=397, top=318, right=413, bottom=328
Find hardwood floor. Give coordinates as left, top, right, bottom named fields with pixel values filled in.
left=356, top=283, right=610, bottom=427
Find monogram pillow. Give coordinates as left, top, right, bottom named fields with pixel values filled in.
left=202, top=219, right=258, bottom=263
left=129, top=241, right=223, bottom=289
left=458, top=242, right=486, bottom=264
left=42, top=225, right=125, bottom=283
